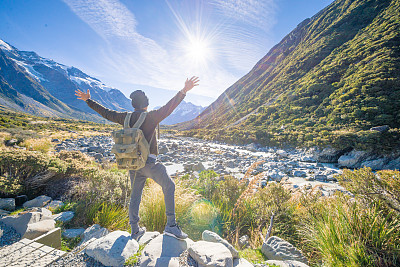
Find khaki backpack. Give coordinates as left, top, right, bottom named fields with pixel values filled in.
left=111, top=112, right=151, bottom=170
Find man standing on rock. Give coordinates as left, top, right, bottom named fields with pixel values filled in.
left=75, top=76, right=200, bottom=240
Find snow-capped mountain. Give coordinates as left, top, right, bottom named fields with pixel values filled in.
left=154, top=100, right=205, bottom=125
left=0, top=39, right=133, bottom=120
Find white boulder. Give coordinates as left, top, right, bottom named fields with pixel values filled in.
left=140, top=234, right=193, bottom=267
left=85, top=230, right=139, bottom=267
left=261, top=236, right=307, bottom=264
left=188, top=240, right=233, bottom=267
left=202, top=230, right=239, bottom=258
left=0, top=210, right=55, bottom=239
left=52, top=211, right=74, bottom=222
left=80, top=224, right=109, bottom=246
left=138, top=231, right=160, bottom=245
left=23, top=195, right=52, bottom=208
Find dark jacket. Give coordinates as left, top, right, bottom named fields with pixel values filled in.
left=86, top=91, right=185, bottom=154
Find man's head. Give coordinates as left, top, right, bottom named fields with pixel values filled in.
left=130, top=90, right=149, bottom=110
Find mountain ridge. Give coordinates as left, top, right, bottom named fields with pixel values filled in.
left=180, top=0, right=400, bottom=152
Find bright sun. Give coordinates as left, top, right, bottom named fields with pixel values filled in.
left=185, top=38, right=211, bottom=64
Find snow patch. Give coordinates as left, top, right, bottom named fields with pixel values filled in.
left=11, top=58, right=47, bottom=82
left=0, top=39, right=14, bottom=51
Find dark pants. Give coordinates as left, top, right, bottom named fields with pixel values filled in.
left=129, top=157, right=176, bottom=233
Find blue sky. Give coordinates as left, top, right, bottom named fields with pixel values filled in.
left=0, top=0, right=333, bottom=106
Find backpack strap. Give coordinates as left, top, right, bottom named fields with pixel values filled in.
left=132, top=112, right=147, bottom=129
left=124, top=112, right=133, bottom=129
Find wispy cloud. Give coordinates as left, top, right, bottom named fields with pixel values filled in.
left=63, top=0, right=277, bottom=100
left=210, top=0, right=277, bottom=31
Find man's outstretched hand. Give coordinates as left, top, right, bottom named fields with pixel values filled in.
left=181, top=76, right=200, bottom=94
left=75, top=89, right=91, bottom=101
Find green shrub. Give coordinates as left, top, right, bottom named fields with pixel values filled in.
left=302, top=195, right=400, bottom=266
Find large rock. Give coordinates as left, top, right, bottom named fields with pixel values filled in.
left=360, top=158, right=387, bottom=170
left=188, top=240, right=233, bottom=267
left=0, top=211, right=55, bottom=239
left=80, top=224, right=109, bottom=246
left=261, top=236, right=307, bottom=264
left=23, top=195, right=52, bottom=208
left=85, top=230, right=139, bottom=267
left=140, top=234, right=193, bottom=267
left=313, top=147, right=345, bottom=163
left=52, top=211, right=74, bottom=222
left=261, top=260, right=309, bottom=267
left=202, top=230, right=239, bottom=258
left=338, top=150, right=369, bottom=168
left=138, top=231, right=160, bottom=245
left=234, top=258, right=254, bottom=267
left=0, top=198, right=15, bottom=211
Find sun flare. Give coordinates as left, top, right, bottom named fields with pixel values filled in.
left=184, top=37, right=212, bottom=65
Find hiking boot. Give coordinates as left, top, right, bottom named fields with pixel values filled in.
left=164, top=224, right=188, bottom=240
left=131, top=226, right=146, bottom=241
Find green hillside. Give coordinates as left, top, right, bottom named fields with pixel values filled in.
left=181, top=0, right=400, bottom=152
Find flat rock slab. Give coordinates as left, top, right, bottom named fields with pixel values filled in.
left=138, top=231, right=160, bottom=245
left=23, top=195, right=52, bottom=208
left=0, top=238, right=65, bottom=266
left=52, top=211, right=74, bottom=222
left=0, top=211, right=55, bottom=239
left=85, top=230, right=139, bottom=267
left=188, top=240, right=233, bottom=267
left=202, top=230, right=239, bottom=258
left=261, top=236, right=308, bottom=264
left=140, top=234, right=193, bottom=267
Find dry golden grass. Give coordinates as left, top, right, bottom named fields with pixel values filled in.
left=21, top=138, right=52, bottom=153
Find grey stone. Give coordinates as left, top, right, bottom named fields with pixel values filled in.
left=45, top=200, right=64, bottom=210
left=360, top=158, right=387, bottom=170
left=313, top=147, right=344, bottom=163
left=261, top=236, right=307, bottom=264
left=239, top=235, right=250, bottom=249
left=85, top=230, right=139, bottom=267
left=276, top=150, right=288, bottom=158
left=0, top=209, right=10, bottom=216
left=384, top=156, right=400, bottom=170
left=234, top=258, right=254, bottom=267
left=188, top=240, right=233, bottom=267
left=0, top=211, right=55, bottom=239
left=23, top=195, right=52, bottom=208
left=140, top=234, right=193, bottom=267
left=52, top=211, right=74, bottom=222
left=37, top=207, right=52, bottom=217
left=80, top=224, right=109, bottom=245
left=313, top=174, right=327, bottom=182
left=293, top=170, right=306, bottom=177
left=202, top=230, right=239, bottom=258
left=138, top=231, right=160, bottom=245
left=5, top=139, right=18, bottom=146
left=0, top=198, right=15, bottom=211
left=338, top=150, right=369, bottom=168
left=63, top=228, right=85, bottom=239
left=262, top=260, right=309, bottom=267
left=370, top=125, right=389, bottom=133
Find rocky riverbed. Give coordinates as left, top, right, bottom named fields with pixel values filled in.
left=51, top=134, right=360, bottom=196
